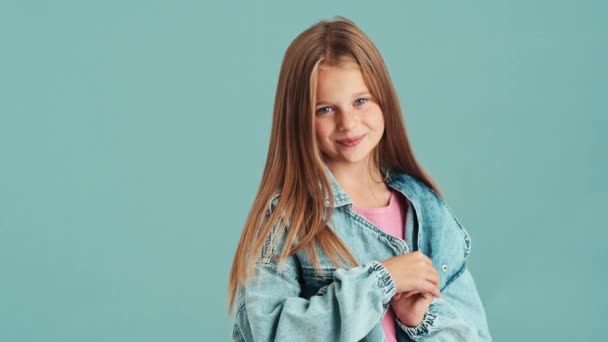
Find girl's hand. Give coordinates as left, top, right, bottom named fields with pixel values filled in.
left=380, top=251, right=441, bottom=297
left=391, top=291, right=436, bottom=327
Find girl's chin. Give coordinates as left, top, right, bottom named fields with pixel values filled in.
left=331, top=153, right=373, bottom=165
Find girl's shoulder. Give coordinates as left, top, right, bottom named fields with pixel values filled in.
left=386, top=170, right=443, bottom=206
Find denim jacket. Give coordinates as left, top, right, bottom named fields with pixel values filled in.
left=232, top=168, right=492, bottom=341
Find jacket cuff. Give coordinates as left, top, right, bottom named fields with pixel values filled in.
left=366, top=261, right=397, bottom=307
left=396, top=307, right=438, bottom=340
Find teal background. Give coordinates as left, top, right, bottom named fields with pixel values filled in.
left=1, top=0, right=606, bottom=341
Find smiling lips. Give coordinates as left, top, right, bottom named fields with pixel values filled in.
left=336, top=134, right=365, bottom=147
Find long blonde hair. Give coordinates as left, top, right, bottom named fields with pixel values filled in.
left=226, top=16, right=442, bottom=314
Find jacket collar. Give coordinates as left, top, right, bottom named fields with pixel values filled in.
left=321, top=163, right=351, bottom=207
left=321, top=164, right=425, bottom=209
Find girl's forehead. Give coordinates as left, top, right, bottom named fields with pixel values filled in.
left=314, top=60, right=373, bottom=101
left=316, top=63, right=366, bottom=89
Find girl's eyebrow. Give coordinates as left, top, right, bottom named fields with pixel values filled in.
left=315, top=91, right=371, bottom=106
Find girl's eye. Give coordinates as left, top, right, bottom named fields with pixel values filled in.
left=316, top=98, right=368, bottom=115
left=355, top=98, right=369, bottom=106
left=316, top=107, right=333, bottom=115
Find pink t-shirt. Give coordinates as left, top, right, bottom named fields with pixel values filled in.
left=352, top=189, right=408, bottom=342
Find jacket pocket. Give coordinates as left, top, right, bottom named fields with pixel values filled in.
left=300, top=266, right=336, bottom=299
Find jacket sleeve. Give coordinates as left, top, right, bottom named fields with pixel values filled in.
left=231, top=241, right=397, bottom=341
left=395, top=265, right=492, bottom=341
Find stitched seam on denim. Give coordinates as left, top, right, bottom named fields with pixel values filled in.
left=333, top=194, right=350, bottom=207
left=235, top=297, right=246, bottom=319
left=261, top=233, right=272, bottom=263
left=233, top=299, right=249, bottom=339
left=443, top=262, right=467, bottom=289
left=385, top=180, right=423, bottom=249
left=302, top=266, right=335, bottom=278
left=345, top=208, right=404, bottom=246
left=441, top=202, right=472, bottom=260
left=254, top=260, right=300, bottom=282
left=261, top=223, right=289, bottom=264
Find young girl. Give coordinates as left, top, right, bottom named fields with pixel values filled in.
left=227, top=16, right=491, bottom=342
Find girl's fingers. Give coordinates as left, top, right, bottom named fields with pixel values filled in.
left=399, top=291, right=418, bottom=299
left=421, top=292, right=436, bottom=300
left=420, top=280, right=441, bottom=299
left=431, top=284, right=442, bottom=298
left=395, top=287, right=440, bottom=301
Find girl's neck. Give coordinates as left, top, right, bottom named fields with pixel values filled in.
left=326, top=161, right=391, bottom=208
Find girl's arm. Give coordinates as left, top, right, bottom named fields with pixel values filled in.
left=232, top=193, right=399, bottom=342
left=232, top=229, right=397, bottom=342
left=396, top=265, right=492, bottom=341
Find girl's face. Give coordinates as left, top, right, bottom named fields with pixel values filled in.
left=314, top=61, right=385, bottom=170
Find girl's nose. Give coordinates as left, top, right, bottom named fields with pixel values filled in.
left=337, top=110, right=357, bottom=131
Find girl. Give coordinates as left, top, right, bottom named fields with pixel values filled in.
left=227, top=16, right=491, bottom=342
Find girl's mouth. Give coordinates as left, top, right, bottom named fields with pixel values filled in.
left=336, top=135, right=365, bottom=147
